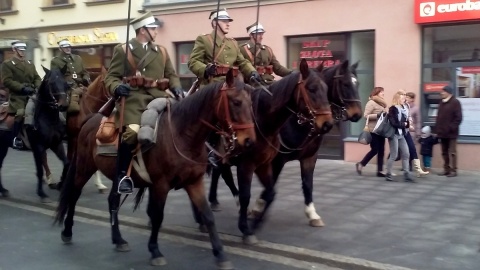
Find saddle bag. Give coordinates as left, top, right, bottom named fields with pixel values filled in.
left=96, top=114, right=118, bottom=143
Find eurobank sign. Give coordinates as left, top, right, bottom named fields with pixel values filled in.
left=415, top=0, right=480, bottom=23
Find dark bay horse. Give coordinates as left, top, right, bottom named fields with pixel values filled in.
left=54, top=69, right=256, bottom=269
left=0, top=67, right=69, bottom=202
left=200, top=59, right=334, bottom=244
left=254, top=60, right=362, bottom=226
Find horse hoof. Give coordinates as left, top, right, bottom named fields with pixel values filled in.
left=309, top=219, right=325, bottom=227
left=0, top=189, right=10, bottom=198
left=242, top=235, right=258, bottom=245
left=150, top=256, right=167, bottom=266
left=40, top=197, right=52, bottom=204
left=61, top=233, right=72, bottom=244
left=115, top=243, right=130, bottom=252
left=216, top=260, right=234, bottom=270
left=198, top=224, right=208, bottom=233
left=210, top=202, right=222, bottom=212
left=48, top=183, right=58, bottom=190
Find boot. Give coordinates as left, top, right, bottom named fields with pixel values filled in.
left=12, top=121, right=24, bottom=150
left=404, top=171, right=416, bottom=183
left=413, top=159, right=428, bottom=177
left=116, top=142, right=134, bottom=194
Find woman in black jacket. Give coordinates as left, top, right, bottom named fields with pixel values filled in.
left=385, top=90, right=414, bottom=182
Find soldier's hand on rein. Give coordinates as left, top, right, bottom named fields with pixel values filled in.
left=114, top=84, right=130, bottom=98
left=172, top=87, right=185, bottom=99
left=204, top=63, right=216, bottom=79
left=250, top=71, right=262, bottom=83
left=21, top=86, right=35, bottom=95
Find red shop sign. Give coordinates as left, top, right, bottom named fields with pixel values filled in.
left=423, top=82, right=450, bottom=92
left=461, top=66, right=480, bottom=73
left=414, top=0, right=480, bottom=24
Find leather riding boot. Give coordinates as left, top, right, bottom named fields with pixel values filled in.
left=116, top=142, right=135, bottom=194
left=12, top=121, right=24, bottom=150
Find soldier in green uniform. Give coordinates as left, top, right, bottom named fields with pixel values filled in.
left=187, top=8, right=261, bottom=87
left=50, top=39, right=90, bottom=114
left=240, top=23, right=292, bottom=85
left=188, top=8, right=261, bottom=167
left=104, top=11, right=183, bottom=194
left=0, top=41, right=41, bottom=149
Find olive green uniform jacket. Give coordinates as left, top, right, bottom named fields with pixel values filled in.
left=239, top=41, right=291, bottom=84
left=50, top=52, right=90, bottom=87
left=104, top=38, right=181, bottom=126
left=1, top=57, right=41, bottom=115
left=188, top=31, right=255, bottom=86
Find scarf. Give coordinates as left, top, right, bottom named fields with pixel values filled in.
left=371, top=96, right=387, bottom=108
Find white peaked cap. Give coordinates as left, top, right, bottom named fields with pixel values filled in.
left=11, top=41, right=27, bottom=51
left=247, top=23, right=265, bottom=35
left=58, top=39, right=71, bottom=47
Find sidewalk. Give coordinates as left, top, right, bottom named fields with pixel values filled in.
left=2, top=149, right=480, bottom=270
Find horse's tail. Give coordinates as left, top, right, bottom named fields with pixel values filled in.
left=133, top=187, right=147, bottom=212
left=53, top=153, right=78, bottom=225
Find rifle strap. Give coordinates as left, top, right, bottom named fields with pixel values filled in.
left=206, top=34, right=227, bottom=63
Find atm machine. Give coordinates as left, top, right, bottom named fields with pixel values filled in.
left=421, top=83, right=447, bottom=133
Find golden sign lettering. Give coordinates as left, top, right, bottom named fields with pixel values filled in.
left=47, top=28, right=119, bottom=46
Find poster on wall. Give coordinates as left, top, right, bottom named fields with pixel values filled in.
left=456, top=67, right=480, bottom=136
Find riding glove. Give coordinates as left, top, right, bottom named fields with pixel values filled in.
left=114, top=84, right=130, bottom=97
left=171, top=87, right=185, bottom=99
left=21, top=86, right=35, bottom=95
left=204, top=63, right=217, bottom=79
left=250, top=71, right=262, bottom=83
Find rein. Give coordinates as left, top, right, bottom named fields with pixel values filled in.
left=330, top=67, right=361, bottom=121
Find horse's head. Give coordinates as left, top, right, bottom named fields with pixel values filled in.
left=41, top=65, right=69, bottom=111
left=296, top=59, right=334, bottom=134
left=320, top=60, right=362, bottom=122
left=213, top=68, right=256, bottom=149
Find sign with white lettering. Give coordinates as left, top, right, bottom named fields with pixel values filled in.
left=415, top=0, right=480, bottom=24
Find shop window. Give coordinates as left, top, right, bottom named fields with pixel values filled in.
left=52, top=0, right=69, bottom=4
left=0, top=0, right=12, bottom=11
left=422, top=24, right=480, bottom=138
left=41, top=0, right=74, bottom=10
left=85, top=0, right=125, bottom=6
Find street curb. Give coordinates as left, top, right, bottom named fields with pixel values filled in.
left=2, top=195, right=416, bottom=270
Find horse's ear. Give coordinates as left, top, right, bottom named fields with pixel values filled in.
left=226, top=68, right=234, bottom=87
left=42, top=65, right=49, bottom=74
left=341, top=60, right=350, bottom=71
left=351, top=61, right=359, bottom=71
left=316, top=62, right=324, bottom=73
left=299, top=59, right=309, bottom=78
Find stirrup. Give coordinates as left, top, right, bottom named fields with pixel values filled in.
left=117, top=176, right=134, bottom=195
left=12, top=137, right=24, bottom=149
left=208, top=150, right=220, bottom=167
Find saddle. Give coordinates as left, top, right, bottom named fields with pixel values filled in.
left=0, top=102, right=13, bottom=131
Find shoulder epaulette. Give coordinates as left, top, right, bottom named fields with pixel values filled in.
left=242, top=43, right=250, bottom=49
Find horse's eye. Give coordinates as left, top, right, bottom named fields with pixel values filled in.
left=232, top=100, right=242, bottom=106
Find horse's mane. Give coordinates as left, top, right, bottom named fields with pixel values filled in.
left=256, top=71, right=301, bottom=113
left=171, top=81, right=220, bottom=127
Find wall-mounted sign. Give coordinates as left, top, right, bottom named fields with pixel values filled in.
left=461, top=66, right=480, bottom=74
left=423, top=82, right=450, bottom=92
left=415, top=0, right=480, bottom=24
left=43, top=26, right=133, bottom=48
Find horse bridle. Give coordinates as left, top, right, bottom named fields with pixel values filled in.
left=330, top=67, right=361, bottom=121
left=35, top=75, right=69, bottom=110
left=256, top=73, right=331, bottom=154
left=201, top=83, right=255, bottom=158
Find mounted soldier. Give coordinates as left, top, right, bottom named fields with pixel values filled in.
left=240, top=23, right=292, bottom=85
left=187, top=8, right=261, bottom=166
left=50, top=39, right=91, bottom=114
left=188, top=8, right=261, bottom=88
left=104, top=11, right=183, bottom=194
left=0, top=41, right=41, bottom=150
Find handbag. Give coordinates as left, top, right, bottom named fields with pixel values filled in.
left=372, top=112, right=395, bottom=138
left=357, top=117, right=372, bottom=145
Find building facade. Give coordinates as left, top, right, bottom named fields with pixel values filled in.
left=0, top=0, right=144, bottom=78
left=144, top=0, right=480, bottom=171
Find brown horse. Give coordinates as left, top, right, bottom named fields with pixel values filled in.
left=198, top=59, right=334, bottom=244
left=54, top=69, right=256, bottom=269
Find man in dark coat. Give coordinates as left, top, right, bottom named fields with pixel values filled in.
left=434, top=85, right=462, bottom=177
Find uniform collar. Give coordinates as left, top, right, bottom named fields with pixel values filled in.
left=210, top=30, right=225, bottom=47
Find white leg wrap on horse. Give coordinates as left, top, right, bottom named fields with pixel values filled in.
left=305, top=203, right=321, bottom=220
left=252, top=198, right=266, bottom=213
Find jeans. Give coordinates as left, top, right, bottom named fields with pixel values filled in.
left=360, top=133, right=385, bottom=172
left=422, top=155, right=432, bottom=168
left=404, top=132, right=418, bottom=160
left=387, top=134, right=410, bottom=176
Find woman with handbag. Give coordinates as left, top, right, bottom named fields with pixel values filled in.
left=385, top=90, right=414, bottom=182
left=356, top=87, right=388, bottom=177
